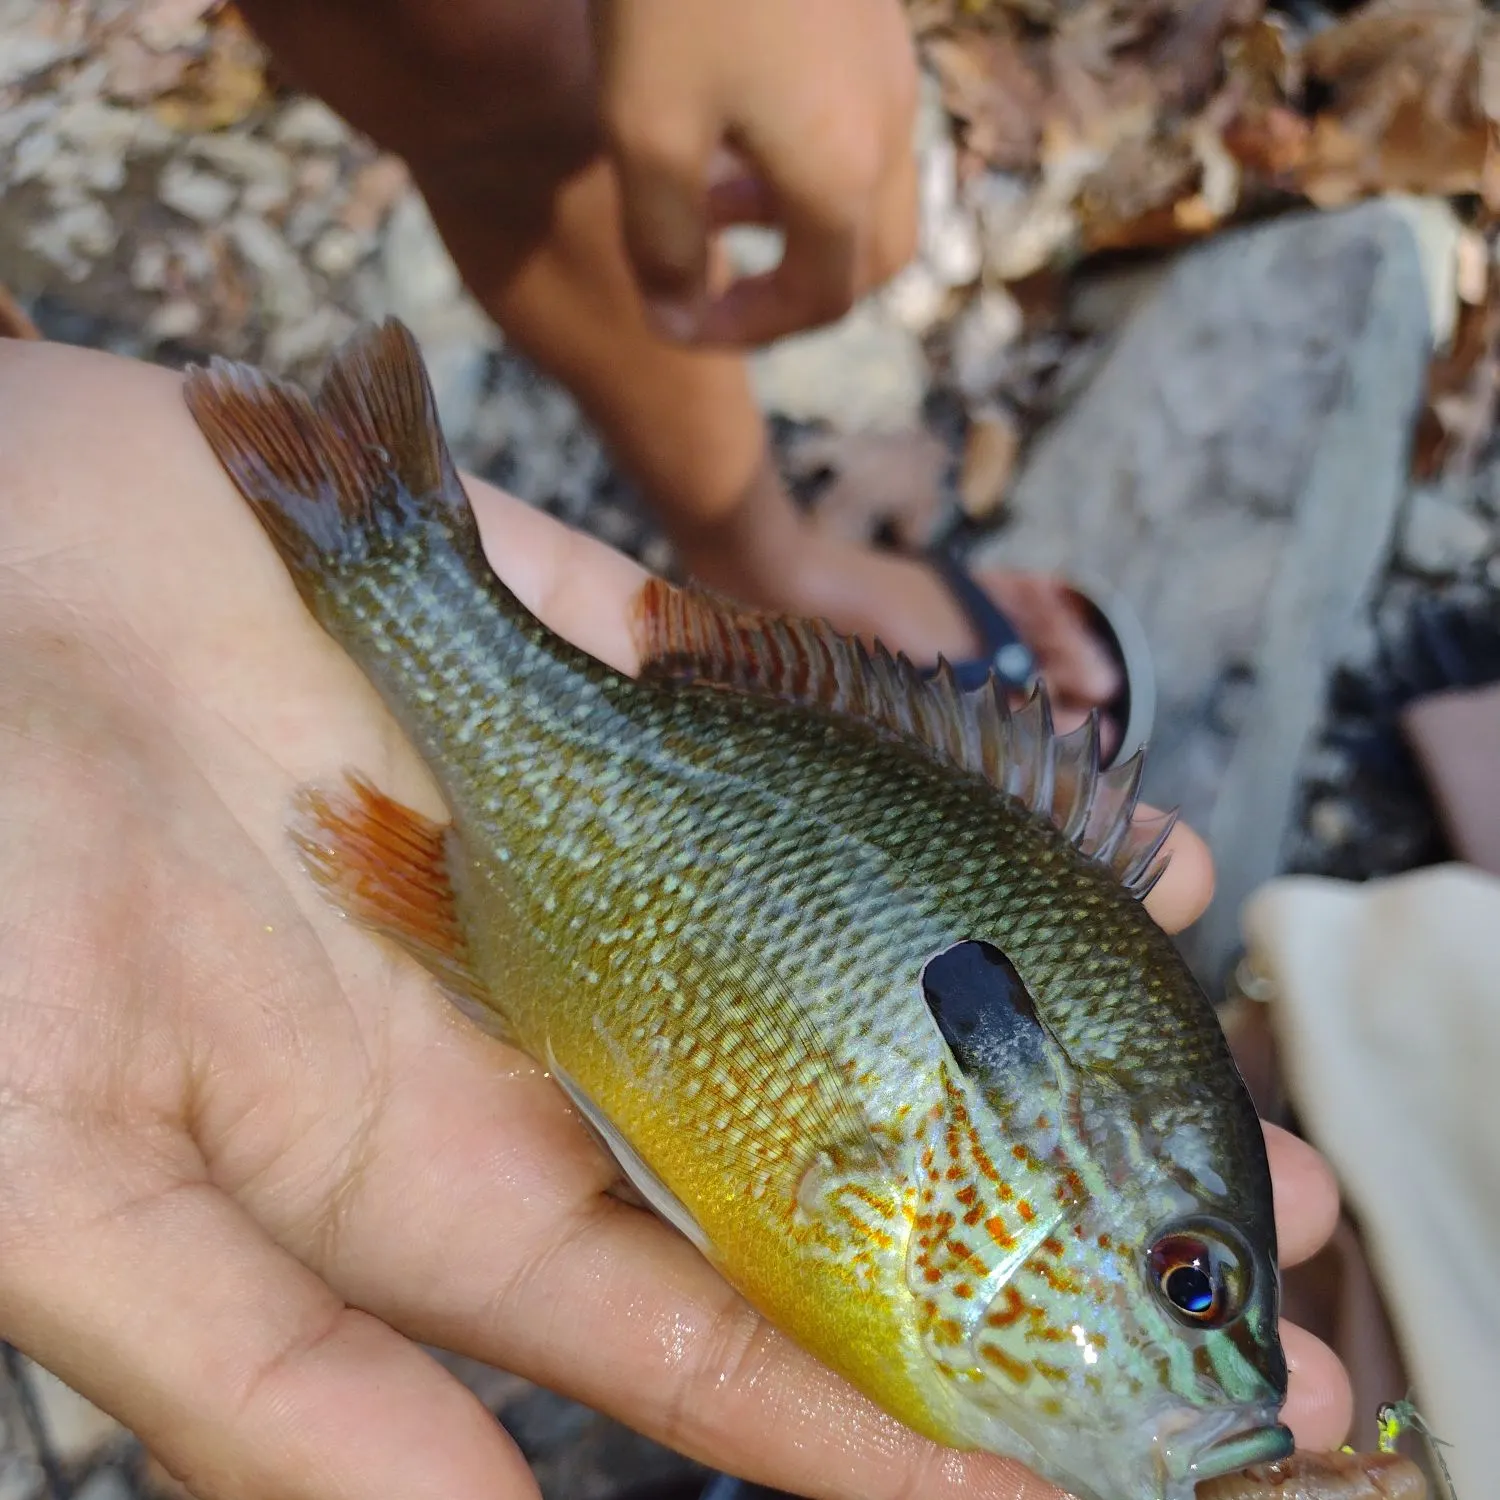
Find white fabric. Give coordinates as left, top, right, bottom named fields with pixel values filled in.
left=1242, top=865, right=1500, bottom=1500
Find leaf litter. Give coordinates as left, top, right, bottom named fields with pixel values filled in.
left=888, top=0, right=1500, bottom=524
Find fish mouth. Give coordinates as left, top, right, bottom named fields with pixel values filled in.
left=1190, top=1421, right=1295, bottom=1482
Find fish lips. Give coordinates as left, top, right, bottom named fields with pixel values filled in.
left=1140, top=1401, right=1291, bottom=1497
left=1185, top=1415, right=1295, bottom=1484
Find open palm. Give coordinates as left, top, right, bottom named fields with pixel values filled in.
left=0, top=338, right=1350, bottom=1500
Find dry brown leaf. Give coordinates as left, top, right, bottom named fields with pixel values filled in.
left=1147, top=0, right=1265, bottom=116
left=0, top=284, right=40, bottom=341
left=203, top=227, right=256, bottom=342
left=1073, top=132, right=1202, bottom=250
left=1223, top=16, right=1301, bottom=105
left=1220, top=101, right=1310, bottom=182
left=149, top=6, right=270, bottom=132
left=1414, top=267, right=1500, bottom=478
left=1294, top=0, right=1500, bottom=204
left=958, top=408, right=1020, bottom=518
left=927, top=32, right=1048, bottom=171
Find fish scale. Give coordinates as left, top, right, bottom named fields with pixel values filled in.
left=184, top=319, right=1294, bottom=1500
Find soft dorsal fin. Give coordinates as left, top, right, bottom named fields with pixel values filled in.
left=634, top=577, right=1175, bottom=899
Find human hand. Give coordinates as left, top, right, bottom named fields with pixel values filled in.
left=0, top=338, right=1350, bottom=1500
left=592, top=0, right=922, bottom=345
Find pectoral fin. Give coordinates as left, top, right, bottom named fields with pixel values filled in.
left=290, top=771, right=500, bottom=1028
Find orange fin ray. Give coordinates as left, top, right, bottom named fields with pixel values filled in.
left=634, top=578, right=1175, bottom=900
left=290, top=771, right=496, bottom=1015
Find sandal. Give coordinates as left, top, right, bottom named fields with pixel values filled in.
left=926, top=543, right=1157, bottom=768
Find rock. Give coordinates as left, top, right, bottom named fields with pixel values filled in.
left=270, top=98, right=351, bottom=151
left=72, top=1469, right=136, bottom=1500
left=145, top=297, right=203, bottom=341
left=1400, top=484, right=1494, bottom=575
left=52, top=99, right=156, bottom=158
left=20, top=1362, right=122, bottom=1466
left=422, top=338, right=492, bottom=456
left=241, top=174, right=291, bottom=216
left=476, top=359, right=610, bottom=521
left=226, top=212, right=315, bottom=322
left=157, top=159, right=236, bottom=223
left=310, top=224, right=364, bottom=278
left=339, top=155, right=410, bottom=235
left=0, top=31, right=74, bottom=91
left=379, top=192, right=464, bottom=332
left=0, top=1457, right=41, bottom=1500
left=186, top=135, right=293, bottom=216
left=78, top=152, right=127, bottom=194
left=949, top=288, right=1024, bottom=403
left=265, top=303, right=356, bottom=370
left=917, top=136, right=981, bottom=289
left=975, top=203, right=1437, bottom=984
left=188, top=132, right=294, bottom=189
left=0, top=98, right=55, bottom=153
left=750, top=300, right=928, bottom=433
left=9, top=126, right=62, bottom=185
left=282, top=197, right=332, bottom=251
left=882, top=259, right=950, bottom=334
left=24, top=197, right=116, bottom=280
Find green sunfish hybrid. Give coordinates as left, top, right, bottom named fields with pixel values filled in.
left=184, top=321, right=1290, bottom=1500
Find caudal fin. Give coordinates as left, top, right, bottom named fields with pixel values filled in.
left=183, top=319, right=483, bottom=603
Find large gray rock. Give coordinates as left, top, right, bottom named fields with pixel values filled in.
left=976, top=201, right=1440, bottom=985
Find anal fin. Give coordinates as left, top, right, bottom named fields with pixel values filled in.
left=290, top=771, right=495, bottom=1018
left=546, top=1049, right=714, bottom=1258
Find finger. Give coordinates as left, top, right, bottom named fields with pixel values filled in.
left=692, top=117, right=880, bottom=346
left=276, top=1052, right=1081, bottom=1500
left=596, top=67, right=717, bottom=332
left=1140, top=817, right=1214, bottom=935
left=1265, top=1124, right=1340, bottom=1267
left=696, top=112, right=915, bottom=345
left=1280, top=1323, right=1354, bottom=1450
left=859, top=134, right=920, bottom=288
left=695, top=210, right=862, bottom=347
left=0, top=1138, right=535, bottom=1500
left=286, top=1058, right=1348, bottom=1500
left=706, top=145, right=777, bottom=229
left=707, top=172, right=778, bottom=230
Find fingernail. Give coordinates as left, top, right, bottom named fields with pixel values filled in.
left=644, top=296, right=701, bottom=343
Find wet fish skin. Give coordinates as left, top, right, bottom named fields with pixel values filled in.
left=184, top=321, right=1289, bottom=1500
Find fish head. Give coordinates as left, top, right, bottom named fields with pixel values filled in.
left=912, top=1083, right=1289, bottom=1499
left=912, top=941, right=1289, bottom=1499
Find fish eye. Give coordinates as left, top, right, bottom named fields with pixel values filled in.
left=1147, top=1227, right=1248, bottom=1329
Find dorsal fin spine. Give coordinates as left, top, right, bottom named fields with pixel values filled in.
left=634, top=577, right=1165, bottom=899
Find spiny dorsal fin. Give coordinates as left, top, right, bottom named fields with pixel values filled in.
left=635, top=577, right=1175, bottom=899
